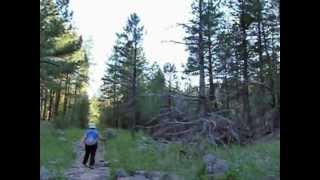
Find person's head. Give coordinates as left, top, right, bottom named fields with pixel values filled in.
left=88, top=122, right=96, bottom=129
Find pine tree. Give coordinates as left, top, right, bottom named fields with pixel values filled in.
left=100, top=13, right=146, bottom=134
left=183, top=0, right=208, bottom=114
left=163, top=63, right=177, bottom=109
left=204, top=0, right=223, bottom=105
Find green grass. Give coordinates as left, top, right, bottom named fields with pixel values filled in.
left=105, top=129, right=280, bottom=180
left=40, top=122, right=83, bottom=178
left=209, top=140, right=280, bottom=180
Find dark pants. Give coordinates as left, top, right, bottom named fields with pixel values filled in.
left=82, top=143, right=98, bottom=166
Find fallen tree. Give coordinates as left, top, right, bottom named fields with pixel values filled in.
left=138, top=92, right=241, bottom=146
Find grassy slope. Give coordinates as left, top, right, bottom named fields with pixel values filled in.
left=105, top=129, right=280, bottom=180
left=40, top=122, right=83, bottom=177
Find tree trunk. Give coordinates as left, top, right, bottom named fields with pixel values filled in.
left=131, top=36, right=138, bottom=137
left=257, top=17, right=264, bottom=84
left=73, top=83, right=78, bottom=104
left=224, top=76, right=230, bottom=109
left=198, top=0, right=207, bottom=115
left=168, top=76, right=172, bottom=109
left=54, top=79, right=62, bottom=117
left=67, top=83, right=73, bottom=111
left=42, top=88, right=48, bottom=120
left=207, top=0, right=216, bottom=109
left=48, top=90, right=55, bottom=121
left=112, top=82, right=117, bottom=127
left=40, top=87, right=44, bottom=119
left=240, top=1, right=252, bottom=133
left=117, top=100, right=121, bottom=129
left=267, top=24, right=278, bottom=110
left=67, top=83, right=77, bottom=121
left=63, top=74, right=70, bottom=115
left=208, top=35, right=217, bottom=110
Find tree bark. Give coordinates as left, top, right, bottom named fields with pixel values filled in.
left=48, top=90, right=55, bottom=121
left=63, top=74, right=70, bottom=115
left=54, top=79, right=62, bottom=117
left=198, top=0, right=207, bottom=115
left=40, top=87, right=44, bottom=119
left=207, top=36, right=217, bottom=110
left=240, top=0, right=252, bottom=132
left=257, top=15, right=264, bottom=84
left=117, top=100, right=121, bottom=129
left=224, top=76, right=230, bottom=109
left=131, top=31, right=138, bottom=137
left=113, top=82, right=117, bottom=127
left=207, top=0, right=217, bottom=110
left=42, top=88, right=48, bottom=120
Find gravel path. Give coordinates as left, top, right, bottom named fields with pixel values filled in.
left=64, top=141, right=110, bottom=180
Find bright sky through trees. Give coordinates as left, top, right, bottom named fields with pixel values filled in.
left=69, top=0, right=194, bottom=98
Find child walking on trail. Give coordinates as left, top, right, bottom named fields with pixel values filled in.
left=81, top=122, right=105, bottom=169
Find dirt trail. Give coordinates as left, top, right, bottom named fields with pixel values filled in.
left=64, top=141, right=110, bottom=180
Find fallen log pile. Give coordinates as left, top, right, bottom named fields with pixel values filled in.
left=142, top=107, right=240, bottom=146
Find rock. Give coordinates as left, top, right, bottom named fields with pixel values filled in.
left=135, top=170, right=146, bottom=175
left=116, top=168, right=129, bottom=178
left=40, top=166, right=51, bottom=180
left=132, top=174, right=149, bottom=180
left=118, top=178, right=132, bottom=180
left=99, top=160, right=110, bottom=167
left=202, top=154, right=228, bottom=177
left=211, top=159, right=228, bottom=176
left=58, top=136, right=67, bottom=142
left=105, top=128, right=117, bottom=139
left=155, top=143, right=168, bottom=153
left=117, top=171, right=181, bottom=180
left=160, top=173, right=180, bottom=180
left=57, top=129, right=65, bottom=135
left=48, top=160, right=58, bottom=165
left=263, top=175, right=280, bottom=180
left=137, top=144, right=148, bottom=151
left=147, top=171, right=166, bottom=180
left=150, top=176, right=161, bottom=180
left=203, top=154, right=217, bottom=164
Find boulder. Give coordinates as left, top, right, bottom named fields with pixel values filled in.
left=135, top=170, right=146, bottom=175
left=202, top=154, right=229, bottom=177
left=263, top=175, right=280, bottom=180
left=155, top=143, right=168, bottom=153
left=48, top=160, right=58, bottom=165
left=40, top=166, right=51, bottom=180
left=160, top=173, right=180, bottom=180
left=58, top=136, right=67, bottom=142
left=105, top=128, right=117, bottom=139
left=116, top=168, right=129, bottom=178
left=146, top=171, right=166, bottom=180
left=132, top=174, right=149, bottom=180
left=57, top=129, right=65, bottom=135
left=203, top=154, right=217, bottom=164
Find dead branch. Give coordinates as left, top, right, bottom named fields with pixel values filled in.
left=160, top=40, right=197, bottom=46
left=163, top=127, right=196, bottom=136
left=248, top=80, right=273, bottom=92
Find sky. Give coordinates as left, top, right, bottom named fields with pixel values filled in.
left=69, top=0, right=194, bottom=98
